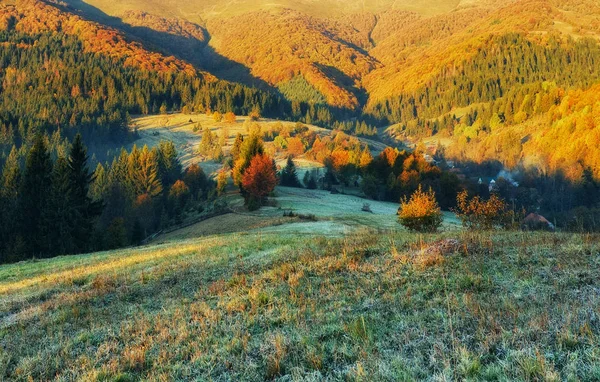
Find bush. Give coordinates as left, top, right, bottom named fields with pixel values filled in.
left=224, top=111, right=236, bottom=124
left=398, top=186, right=443, bottom=232
left=454, top=191, right=512, bottom=230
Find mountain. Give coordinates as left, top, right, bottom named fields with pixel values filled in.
left=3, top=0, right=600, bottom=177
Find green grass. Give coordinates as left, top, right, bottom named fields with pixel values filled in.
left=1, top=230, right=599, bottom=380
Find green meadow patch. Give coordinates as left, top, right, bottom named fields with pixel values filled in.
left=0, top=231, right=599, bottom=380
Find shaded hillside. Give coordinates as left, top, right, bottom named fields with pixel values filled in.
left=1, top=0, right=198, bottom=74
left=205, top=9, right=380, bottom=109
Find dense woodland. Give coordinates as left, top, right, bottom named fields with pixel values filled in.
left=0, top=30, right=283, bottom=147
left=0, top=133, right=218, bottom=263
left=368, top=34, right=600, bottom=126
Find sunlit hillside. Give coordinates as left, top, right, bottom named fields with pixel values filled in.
left=3, top=0, right=600, bottom=379
left=59, top=0, right=485, bottom=22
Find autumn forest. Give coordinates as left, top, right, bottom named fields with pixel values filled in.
left=1, top=0, right=600, bottom=263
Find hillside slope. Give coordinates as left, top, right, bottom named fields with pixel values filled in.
left=6, top=0, right=600, bottom=179
left=1, top=0, right=199, bottom=74
left=1, top=230, right=598, bottom=380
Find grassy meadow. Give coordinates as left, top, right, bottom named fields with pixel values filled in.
left=129, top=113, right=386, bottom=175
left=1, top=229, right=599, bottom=381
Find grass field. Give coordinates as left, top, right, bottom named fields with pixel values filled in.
left=130, top=113, right=386, bottom=176
left=1, top=226, right=599, bottom=380
left=153, top=186, right=460, bottom=244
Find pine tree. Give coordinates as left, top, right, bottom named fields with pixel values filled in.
left=135, top=146, right=163, bottom=197
left=90, top=163, right=108, bottom=201
left=280, top=157, right=301, bottom=187
left=217, top=170, right=228, bottom=196
left=0, top=146, right=21, bottom=261
left=199, top=127, right=215, bottom=157
left=231, top=134, right=244, bottom=162
left=157, top=140, right=182, bottom=190
left=19, top=134, right=54, bottom=257
left=50, top=156, right=75, bottom=255
left=1, top=146, right=20, bottom=203
left=67, top=134, right=102, bottom=253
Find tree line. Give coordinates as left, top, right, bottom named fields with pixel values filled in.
left=0, top=134, right=216, bottom=263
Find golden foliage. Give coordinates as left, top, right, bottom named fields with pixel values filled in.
left=454, top=191, right=510, bottom=230
left=206, top=9, right=379, bottom=108
left=398, top=185, right=443, bottom=232
left=364, top=1, right=562, bottom=105
left=1, top=0, right=197, bottom=75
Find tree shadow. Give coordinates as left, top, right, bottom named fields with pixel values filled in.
left=314, top=63, right=368, bottom=106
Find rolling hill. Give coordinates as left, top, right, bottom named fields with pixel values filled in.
left=3, top=0, right=600, bottom=182
left=1, top=224, right=599, bottom=380
left=3, top=1, right=600, bottom=379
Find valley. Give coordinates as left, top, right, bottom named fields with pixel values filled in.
left=1, top=0, right=600, bottom=380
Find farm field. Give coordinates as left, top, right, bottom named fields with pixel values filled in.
left=1, top=228, right=599, bottom=380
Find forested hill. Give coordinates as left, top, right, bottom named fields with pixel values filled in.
left=3, top=0, right=600, bottom=178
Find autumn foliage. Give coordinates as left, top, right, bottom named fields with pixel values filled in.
left=241, top=154, right=277, bottom=209
left=398, top=186, right=443, bottom=233
left=454, top=191, right=511, bottom=230
left=1, top=0, right=197, bottom=74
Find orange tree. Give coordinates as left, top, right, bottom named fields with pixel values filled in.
left=454, top=191, right=512, bottom=230
left=241, top=154, right=277, bottom=210
left=398, top=185, right=443, bottom=233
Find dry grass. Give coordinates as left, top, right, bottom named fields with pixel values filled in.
left=0, top=231, right=599, bottom=380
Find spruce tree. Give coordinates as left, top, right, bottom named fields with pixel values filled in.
left=135, top=146, right=163, bottom=197
left=19, top=134, right=54, bottom=257
left=67, top=134, right=102, bottom=253
left=0, top=146, right=21, bottom=261
left=157, top=140, right=182, bottom=190
left=231, top=134, right=244, bottom=162
left=199, top=127, right=215, bottom=157
left=50, top=156, right=75, bottom=255
left=280, top=157, right=301, bottom=187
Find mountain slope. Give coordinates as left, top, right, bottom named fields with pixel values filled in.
left=6, top=0, right=600, bottom=178
left=58, top=0, right=471, bottom=21
left=1, top=0, right=199, bottom=74
left=205, top=9, right=380, bottom=109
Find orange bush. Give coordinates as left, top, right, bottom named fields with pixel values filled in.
left=398, top=185, right=443, bottom=232
left=454, top=191, right=511, bottom=230
left=224, top=112, right=237, bottom=124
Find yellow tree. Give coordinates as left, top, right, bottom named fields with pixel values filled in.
left=135, top=145, right=163, bottom=197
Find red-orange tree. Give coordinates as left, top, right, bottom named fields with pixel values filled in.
left=241, top=154, right=277, bottom=209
